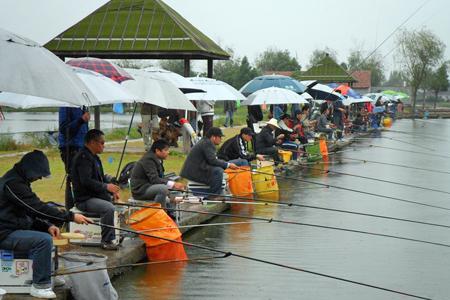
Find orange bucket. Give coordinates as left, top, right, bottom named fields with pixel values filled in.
left=319, top=139, right=328, bottom=157
left=225, top=166, right=253, bottom=196
left=129, top=206, right=187, bottom=261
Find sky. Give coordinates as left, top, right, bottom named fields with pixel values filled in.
left=1, top=0, right=449, bottom=74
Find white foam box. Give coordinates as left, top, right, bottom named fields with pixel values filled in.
left=68, top=207, right=121, bottom=245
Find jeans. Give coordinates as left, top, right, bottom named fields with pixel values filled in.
left=0, top=230, right=52, bottom=288
left=228, top=158, right=249, bottom=166
left=225, top=110, right=234, bottom=127
left=137, top=184, right=172, bottom=209
left=208, top=167, right=224, bottom=195
left=77, top=198, right=115, bottom=243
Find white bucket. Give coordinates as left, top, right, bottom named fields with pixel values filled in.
left=0, top=288, right=6, bottom=300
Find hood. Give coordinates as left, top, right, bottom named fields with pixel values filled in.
left=15, top=150, right=51, bottom=181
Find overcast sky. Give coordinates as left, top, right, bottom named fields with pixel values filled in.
left=1, top=0, right=449, bottom=73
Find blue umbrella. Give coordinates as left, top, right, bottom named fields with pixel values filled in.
left=239, top=75, right=306, bottom=96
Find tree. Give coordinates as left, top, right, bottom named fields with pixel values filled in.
left=427, top=63, right=449, bottom=108
left=346, top=49, right=385, bottom=86
left=396, top=29, right=445, bottom=115
left=308, top=47, right=337, bottom=68
left=115, top=59, right=151, bottom=69
left=255, top=48, right=300, bottom=73
left=385, top=70, right=407, bottom=87
left=214, top=56, right=260, bottom=89
left=159, top=60, right=196, bottom=77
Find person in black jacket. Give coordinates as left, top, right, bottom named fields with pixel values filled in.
left=218, top=127, right=264, bottom=164
left=180, top=127, right=239, bottom=197
left=130, top=139, right=186, bottom=212
left=0, top=150, right=91, bottom=299
left=71, top=129, right=120, bottom=250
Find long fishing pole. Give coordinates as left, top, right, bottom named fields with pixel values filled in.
left=384, top=129, right=450, bottom=142
left=54, top=255, right=227, bottom=276
left=244, top=168, right=450, bottom=212
left=359, top=144, right=450, bottom=159
left=341, top=156, right=450, bottom=175
left=92, top=221, right=432, bottom=300
left=115, top=202, right=450, bottom=249
left=351, top=136, right=435, bottom=151
left=135, top=221, right=270, bottom=233
left=175, top=190, right=450, bottom=230
left=301, top=165, right=450, bottom=196
left=115, top=101, right=137, bottom=179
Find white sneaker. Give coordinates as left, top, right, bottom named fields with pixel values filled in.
left=30, top=285, right=57, bottom=299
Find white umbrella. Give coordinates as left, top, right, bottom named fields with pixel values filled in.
left=122, top=69, right=196, bottom=111
left=0, top=67, right=136, bottom=108
left=186, top=77, right=246, bottom=101
left=0, top=27, right=98, bottom=107
left=242, top=87, right=309, bottom=106
left=342, top=96, right=373, bottom=106
left=141, top=67, right=204, bottom=93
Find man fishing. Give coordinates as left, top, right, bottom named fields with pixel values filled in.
left=130, top=139, right=186, bottom=218
left=71, top=129, right=120, bottom=250
left=180, top=127, right=239, bottom=198
left=0, top=150, right=91, bottom=299
left=217, top=127, right=264, bottom=165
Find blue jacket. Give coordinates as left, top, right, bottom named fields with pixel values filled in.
left=58, top=107, right=88, bottom=149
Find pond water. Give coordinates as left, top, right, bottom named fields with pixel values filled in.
left=113, top=119, right=450, bottom=300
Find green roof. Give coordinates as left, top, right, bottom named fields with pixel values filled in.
left=45, top=0, right=229, bottom=60
left=295, top=55, right=356, bottom=83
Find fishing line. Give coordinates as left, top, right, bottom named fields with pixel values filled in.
left=175, top=190, right=450, bottom=230
left=302, top=165, right=450, bottom=196
left=384, top=129, right=450, bottom=143
left=351, top=137, right=435, bottom=151
left=136, top=221, right=270, bottom=233
left=246, top=168, right=450, bottom=211
left=54, top=255, right=227, bottom=276
left=115, top=202, right=450, bottom=249
left=92, top=221, right=433, bottom=300
left=341, top=156, right=450, bottom=175
left=356, top=144, right=450, bottom=159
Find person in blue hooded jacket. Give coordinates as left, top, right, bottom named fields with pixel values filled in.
left=0, top=150, right=91, bottom=299
left=58, top=107, right=90, bottom=210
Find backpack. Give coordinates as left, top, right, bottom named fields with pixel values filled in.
left=118, top=161, right=136, bottom=188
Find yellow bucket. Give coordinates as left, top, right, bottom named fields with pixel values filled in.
left=252, top=162, right=279, bottom=193
left=278, top=150, right=292, bottom=163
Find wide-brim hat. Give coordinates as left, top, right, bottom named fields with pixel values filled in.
left=266, top=118, right=280, bottom=129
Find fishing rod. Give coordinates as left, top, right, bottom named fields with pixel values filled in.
left=92, top=221, right=432, bottom=300
left=358, top=144, right=450, bottom=159
left=54, top=255, right=227, bottom=276
left=115, top=202, right=450, bottom=249
left=341, top=156, right=450, bottom=175
left=1, top=186, right=436, bottom=298
left=135, top=221, right=270, bottom=233
left=385, top=129, right=450, bottom=142
left=244, top=168, right=450, bottom=212
left=301, top=165, right=450, bottom=196
left=175, top=190, right=450, bottom=230
left=351, top=137, right=435, bottom=151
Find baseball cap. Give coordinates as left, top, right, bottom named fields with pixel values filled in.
left=240, top=127, right=255, bottom=136
left=206, top=127, right=225, bottom=137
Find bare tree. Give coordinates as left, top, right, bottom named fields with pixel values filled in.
left=396, top=29, right=445, bottom=115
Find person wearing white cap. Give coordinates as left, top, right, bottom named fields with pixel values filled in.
left=255, top=118, right=284, bottom=163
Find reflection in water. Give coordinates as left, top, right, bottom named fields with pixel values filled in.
left=114, top=120, right=450, bottom=299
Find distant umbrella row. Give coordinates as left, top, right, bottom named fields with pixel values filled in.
left=0, top=27, right=408, bottom=111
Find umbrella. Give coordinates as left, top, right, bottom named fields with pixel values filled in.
left=301, top=81, right=343, bottom=101
left=242, top=87, right=309, bottom=106
left=141, top=67, right=204, bottom=94
left=66, top=57, right=133, bottom=83
left=364, top=93, right=397, bottom=103
left=122, top=69, right=196, bottom=111
left=328, top=83, right=362, bottom=99
left=0, top=27, right=98, bottom=107
left=0, top=67, right=136, bottom=108
left=342, top=96, right=373, bottom=106
left=240, top=75, right=306, bottom=96
left=382, top=90, right=409, bottom=99
left=186, top=77, right=246, bottom=101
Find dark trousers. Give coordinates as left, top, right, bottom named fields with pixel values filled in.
left=0, top=230, right=53, bottom=288
left=60, top=146, right=81, bottom=210
left=208, top=167, right=224, bottom=195
left=201, top=115, right=214, bottom=136
left=77, top=198, right=116, bottom=243
left=257, top=146, right=280, bottom=162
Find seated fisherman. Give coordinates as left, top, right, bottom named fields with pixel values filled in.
left=71, top=129, right=120, bottom=250
left=130, top=139, right=186, bottom=213
left=0, top=150, right=91, bottom=299
left=180, top=127, right=239, bottom=197
left=255, top=118, right=284, bottom=162
left=317, top=106, right=336, bottom=140
left=217, top=127, right=264, bottom=165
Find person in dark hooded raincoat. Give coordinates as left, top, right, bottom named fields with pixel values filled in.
left=0, top=150, right=91, bottom=299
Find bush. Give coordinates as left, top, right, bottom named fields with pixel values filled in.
left=0, top=135, right=20, bottom=151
